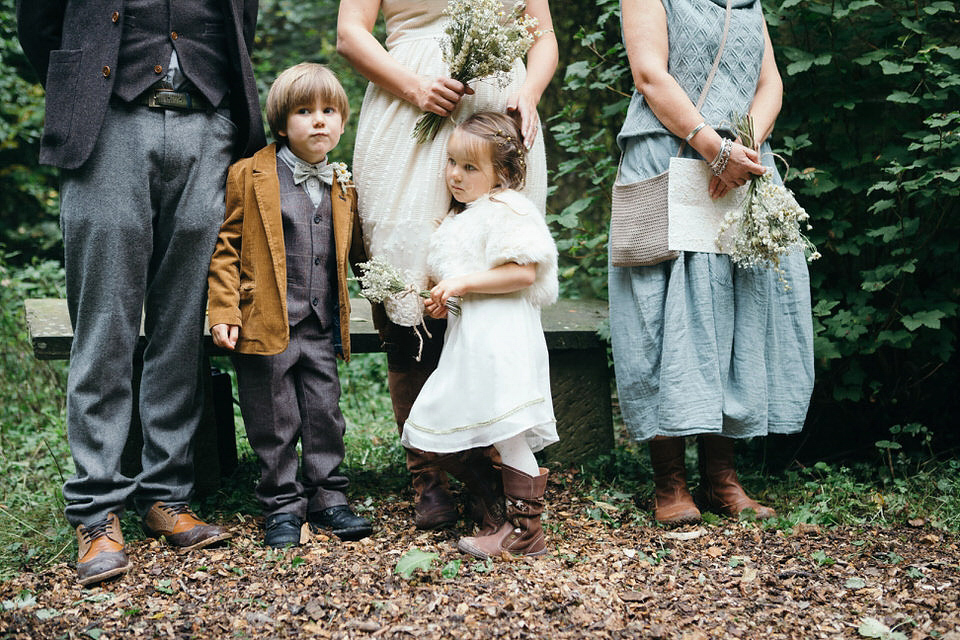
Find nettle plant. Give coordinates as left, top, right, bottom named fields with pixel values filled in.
left=549, top=0, right=959, bottom=446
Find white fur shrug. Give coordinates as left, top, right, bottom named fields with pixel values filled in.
left=426, top=190, right=558, bottom=307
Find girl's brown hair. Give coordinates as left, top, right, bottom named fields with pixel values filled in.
left=449, top=111, right=527, bottom=211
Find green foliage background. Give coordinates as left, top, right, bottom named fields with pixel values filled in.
left=1, top=0, right=958, bottom=461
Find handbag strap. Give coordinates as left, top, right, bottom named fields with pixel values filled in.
left=617, top=0, right=737, bottom=180
left=676, top=0, right=734, bottom=156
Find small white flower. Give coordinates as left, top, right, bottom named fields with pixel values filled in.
left=332, top=162, right=353, bottom=188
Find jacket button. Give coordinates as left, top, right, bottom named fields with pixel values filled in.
left=111, top=11, right=119, bottom=23
left=313, top=215, right=321, bottom=224
left=154, top=65, right=163, bottom=74
left=314, top=257, right=321, bottom=265
left=171, top=31, right=178, bottom=40
left=102, top=66, right=111, bottom=78
left=311, top=297, right=319, bottom=307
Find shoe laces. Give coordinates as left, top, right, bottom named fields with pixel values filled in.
left=79, top=518, right=114, bottom=543
left=158, top=503, right=194, bottom=516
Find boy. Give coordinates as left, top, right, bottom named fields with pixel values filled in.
left=208, top=63, right=371, bottom=548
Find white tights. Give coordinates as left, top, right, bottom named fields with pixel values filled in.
left=493, top=433, right=539, bottom=477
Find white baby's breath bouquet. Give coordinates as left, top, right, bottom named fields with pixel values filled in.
left=716, top=114, right=820, bottom=289
left=353, top=256, right=460, bottom=315
left=413, top=0, right=539, bottom=143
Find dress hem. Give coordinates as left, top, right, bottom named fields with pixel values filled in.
left=401, top=419, right=559, bottom=455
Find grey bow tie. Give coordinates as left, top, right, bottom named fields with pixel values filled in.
left=292, top=162, right=334, bottom=186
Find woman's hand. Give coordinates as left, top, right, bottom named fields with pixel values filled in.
left=507, top=89, right=541, bottom=148
left=338, top=0, right=474, bottom=110
left=707, top=142, right=766, bottom=199
left=211, top=323, right=239, bottom=350
left=416, top=76, right=474, bottom=117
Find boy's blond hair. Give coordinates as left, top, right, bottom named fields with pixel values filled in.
left=265, top=63, right=350, bottom=143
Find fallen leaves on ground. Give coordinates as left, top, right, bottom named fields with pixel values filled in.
left=2, top=472, right=959, bottom=639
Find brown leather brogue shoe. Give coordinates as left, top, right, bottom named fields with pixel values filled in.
left=143, top=502, right=232, bottom=551
left=76, top=512, right=131, bottom=587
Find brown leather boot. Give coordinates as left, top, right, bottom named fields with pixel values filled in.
left=76, top=512, right=131, bottom=587
left=389, top=369, right=458, bottom=529
left=408, top=454, right=458, bottom=529
left=438, top=447, right=506, bottom=537
left=649, top=436, right=701, bottom=526
left=143, top=502, right=233, bottom=550
left=697, top=435, right=776, bottom=519
left=457, top=466, right=548, bottom=560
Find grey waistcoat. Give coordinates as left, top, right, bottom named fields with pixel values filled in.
left=278, top=161, right=336, bottom=329
left=114, top=0, right=230, bottom=106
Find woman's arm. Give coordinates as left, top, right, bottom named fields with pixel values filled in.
left=425, top=262, right=536, bottom=317
left=621, top=0, right=766, bottom=198
left=748, top=21, right=783, bottom=147
left=506, top=0, right=558, bottom=146
left=336, top=0, right=471, bottom=116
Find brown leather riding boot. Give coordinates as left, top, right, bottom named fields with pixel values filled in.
left=457, top=466, right=548, bottom=560
left=389, top=369, right=458, bottom=529
left=438, top=447, right=506, bottom=537
left=649, top=436, right=701, bottom=526
left=697, top=435, right=776, bottom=519
left=76, top=512, right=131, bottom=587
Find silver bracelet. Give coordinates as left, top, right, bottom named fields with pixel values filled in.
left=684, top=121, right=706, bottom=143
left=709, top=138, right=733, bottom=176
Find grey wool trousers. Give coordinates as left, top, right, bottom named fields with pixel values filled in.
left=59, top=101, right=236, bottom=527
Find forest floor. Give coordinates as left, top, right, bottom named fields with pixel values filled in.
left=1, top=469, right=958, bottom=639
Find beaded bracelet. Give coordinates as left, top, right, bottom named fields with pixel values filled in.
left=709, top=138, right=733, bottom=176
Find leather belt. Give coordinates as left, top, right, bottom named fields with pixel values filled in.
left=135, top=88, right=214, bottom=111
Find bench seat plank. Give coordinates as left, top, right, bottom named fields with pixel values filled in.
left=24, top=298, right=613, bottom=467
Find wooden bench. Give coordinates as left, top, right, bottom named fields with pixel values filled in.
left=24, top=298, right=612, bottom=488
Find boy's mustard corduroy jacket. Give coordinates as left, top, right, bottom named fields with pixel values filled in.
left=207, top=143, right=365, bottom=359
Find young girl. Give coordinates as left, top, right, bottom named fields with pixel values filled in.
left=400, top=111, right=559, bottom=559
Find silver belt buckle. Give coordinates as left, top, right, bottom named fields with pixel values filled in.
left=148, top=89, right=190, bottom=109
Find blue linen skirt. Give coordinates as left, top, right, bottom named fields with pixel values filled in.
left=609, top=133, right=814, bottom=442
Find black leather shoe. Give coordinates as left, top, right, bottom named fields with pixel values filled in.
left=264, top=513, right=303, bottom=548
left=308, top=506, right=372, bottom=541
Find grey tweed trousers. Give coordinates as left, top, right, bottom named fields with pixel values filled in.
left=233, top=315, right=350, bottom=519
left=60, top=101, right=236, bottom=527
